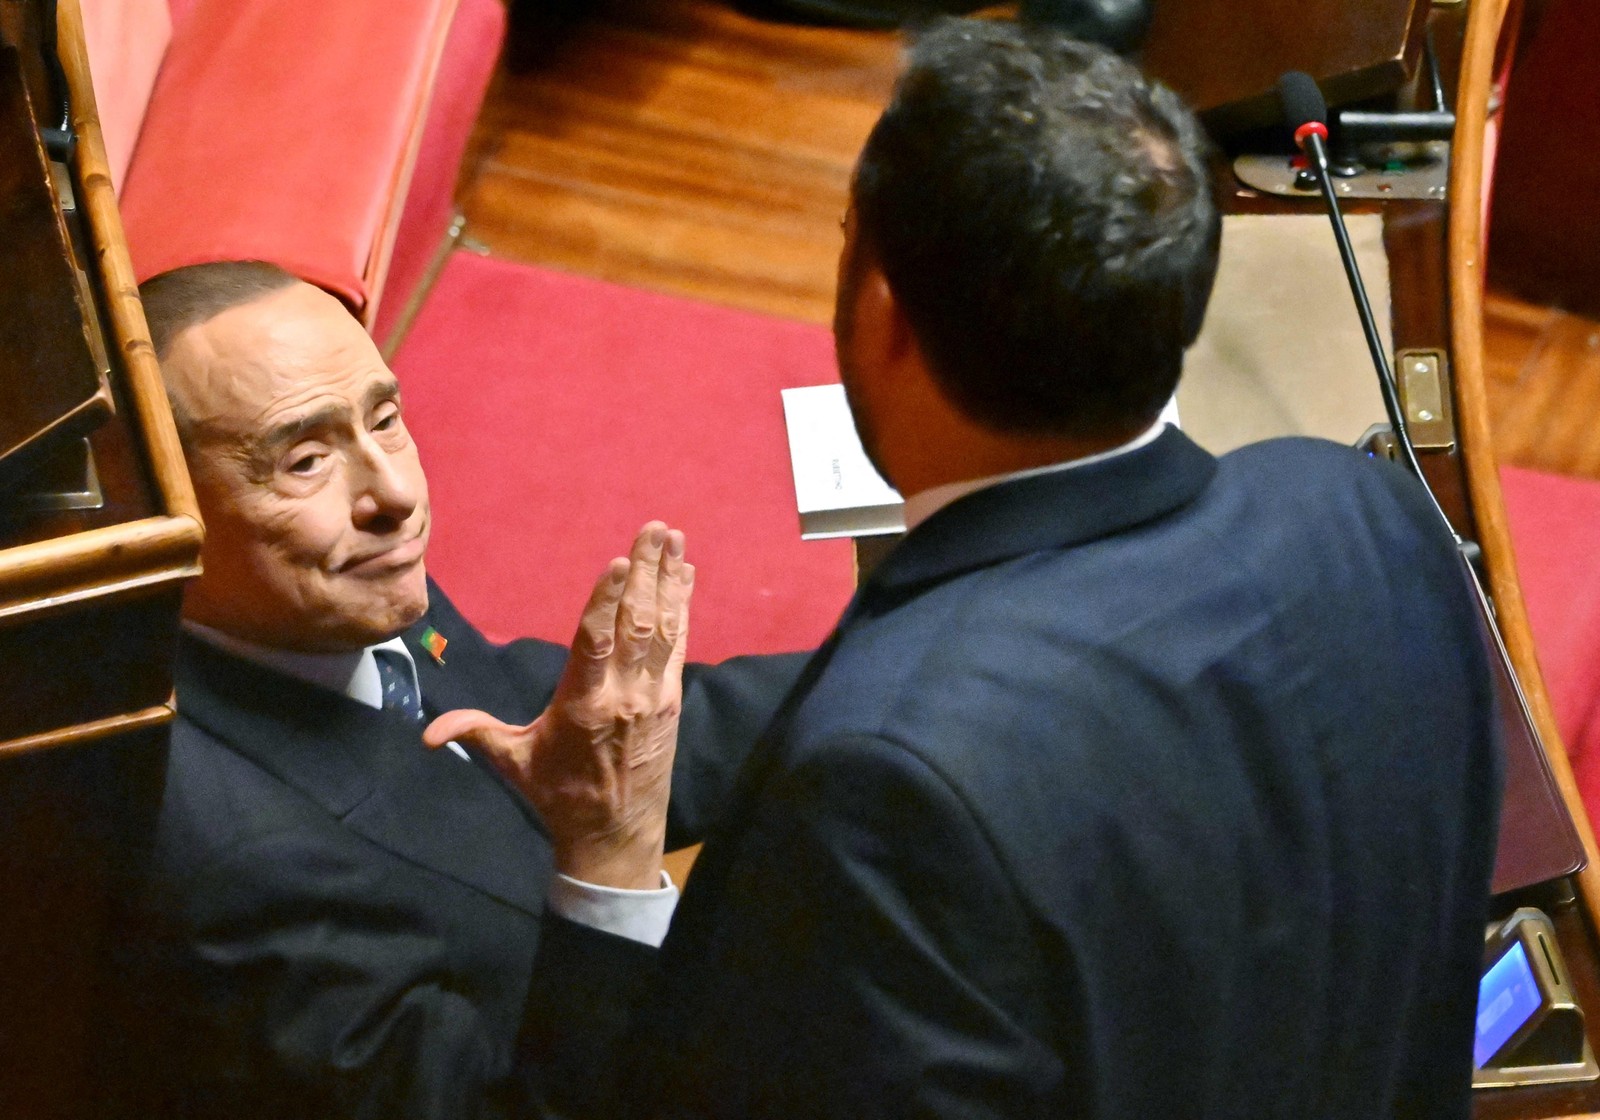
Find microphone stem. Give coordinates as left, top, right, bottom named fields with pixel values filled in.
left=1304, top=131, right=1462, bottom=542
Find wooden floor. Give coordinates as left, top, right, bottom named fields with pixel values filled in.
left=462, top=0, right=901, bottom=326
left=1484, top=291, right=1600, bottom=479
left=460, top=0, right=1600, bottom=477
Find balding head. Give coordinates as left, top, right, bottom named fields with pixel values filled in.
left=141, top=262, right=431, bottom=651
left=141, top=261, right=303, bottom=435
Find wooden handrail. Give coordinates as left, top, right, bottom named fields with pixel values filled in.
left=1448, top=0, right=1600, bottom=934
left=54, top=0, right=202, bottom=529
left=0, top=514, right=201, bottom=618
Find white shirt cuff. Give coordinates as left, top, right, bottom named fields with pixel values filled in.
left=547, top=870, right=679, bottom=947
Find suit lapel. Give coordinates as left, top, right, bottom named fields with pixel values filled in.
left=175, top=634, right=549, bottom=916
left=401, top=602, right=565, bottom=838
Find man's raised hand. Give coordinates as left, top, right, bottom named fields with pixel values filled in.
left=423, top=522, right=693, bottom=889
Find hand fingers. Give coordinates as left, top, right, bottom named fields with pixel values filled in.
left=644, top=534, right=690, bottom=679
left=565, top=557, right=630, bottom=694
left=613, top=522, right=667, bottom=673
left=667, top=563, right=694, bottom=679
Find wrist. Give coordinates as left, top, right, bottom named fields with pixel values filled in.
left=555, top=830, right=665, bottom=890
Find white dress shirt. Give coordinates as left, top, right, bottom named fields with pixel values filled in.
left=901, top=418, right=1171, bottom=532
left=183, top=621, right=679, bottom=946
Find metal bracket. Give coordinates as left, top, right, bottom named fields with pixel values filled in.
left=1, top=438, right=104, bottom=515
left=1396, top=349, right=1457, bottom=451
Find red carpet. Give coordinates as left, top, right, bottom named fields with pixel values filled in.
left=391, top=251, right=854, bottom=662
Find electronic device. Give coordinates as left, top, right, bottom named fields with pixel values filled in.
left=1473, top=908, right=1598, bottom=1088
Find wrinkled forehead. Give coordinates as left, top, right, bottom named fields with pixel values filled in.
left=163, top=283, right=390, bottom=440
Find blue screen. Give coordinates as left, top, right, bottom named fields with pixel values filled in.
left=1476, top=940, right=1543, bottom=1068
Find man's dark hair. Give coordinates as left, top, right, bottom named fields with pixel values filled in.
left=852, top=18, right=1220, bottom=438
left=139, top=260, right=302, bottom=361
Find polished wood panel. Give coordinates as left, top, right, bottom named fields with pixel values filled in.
left=0, top=42, right=111, bottom=483
left=463, top=0, right=901, bottom=325
left=1486, top=0, right=1600, bottom=319
left=1143, top=0, right=1428, bottom=135
left=57, top=0, right=198, bottom=531
left=1451, top=3, right=1600, bottom=1114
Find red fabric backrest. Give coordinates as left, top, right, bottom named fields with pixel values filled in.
left=79, top=0, right=171, bottom=192
left=164, top=0, right=200, bottom=29
left=119, top=0, right=459, bottom=310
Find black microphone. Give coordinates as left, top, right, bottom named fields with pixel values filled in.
left=1275, top=70, right=1459, bottom=541
left=1277, top=70, right=1328, bottom=144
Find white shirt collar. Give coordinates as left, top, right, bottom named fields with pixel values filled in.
left=901, top=418, right=1171, bottom=533
left=181, top=621, right=417, bottom=712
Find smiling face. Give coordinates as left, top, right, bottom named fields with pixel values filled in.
left=166, top=282, right=431, bottom=651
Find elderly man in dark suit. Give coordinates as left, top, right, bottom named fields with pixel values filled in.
left=508, top=19, right=1503, bottom=1119
left=103, top=261, right=802, bottom=1119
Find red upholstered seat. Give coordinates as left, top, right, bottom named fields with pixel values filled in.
left=1500, top=465, right=1600, bottom=813
left=120, top=0, right=462, bottom=322
left=373, top=0, right=505, bottom=345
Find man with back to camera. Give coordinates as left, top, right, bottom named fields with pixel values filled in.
left=482, top=18, right=1503, bottom=1119
left=101, top=261, right=805, bottom=1119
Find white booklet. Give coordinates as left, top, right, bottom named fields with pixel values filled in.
left=780, top=384, right=1182, bottom=541
left=780, top=384, right=904, bottom=540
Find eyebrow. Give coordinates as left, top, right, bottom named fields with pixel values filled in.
left=247, top=378, right=401, bottom=467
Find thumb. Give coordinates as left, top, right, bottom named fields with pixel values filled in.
left=424, top=708, right=521, bottom=752
left=424, top=708, right=540, bottom=794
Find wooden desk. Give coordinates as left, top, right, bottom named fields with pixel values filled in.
left=0, top=2, right=201, bottom=1116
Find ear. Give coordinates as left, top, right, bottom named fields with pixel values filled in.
left=847, top=260, right=918, bottom=383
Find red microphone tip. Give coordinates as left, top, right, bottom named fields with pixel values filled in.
left=1294, top=121, right=1329, bottom=150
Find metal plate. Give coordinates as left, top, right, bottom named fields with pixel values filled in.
left=1234, top=140, right=1450, bottom=200
left=1396, top=348, right=1456, bottom=450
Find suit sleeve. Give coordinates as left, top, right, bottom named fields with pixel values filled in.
left=670, top=652, right=809, bottom=846
left=638, top=733, right=1066, bottom=1119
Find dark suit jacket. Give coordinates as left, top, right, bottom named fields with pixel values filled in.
left=543, top=430, right=1502, bottom=1119
left=102, top=582, right=803, bottom=1120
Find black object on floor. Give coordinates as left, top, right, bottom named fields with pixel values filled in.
left=504, top=0, right=597, bottom=72
left=1018, top=0, right=1153, bottom=53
